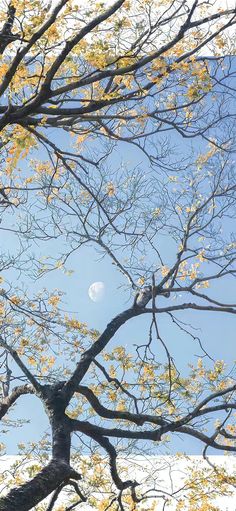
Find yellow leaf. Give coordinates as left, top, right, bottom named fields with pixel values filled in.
left=48, top=295, right=61, bottom=308
left=106, top=182, right=115, bottom=197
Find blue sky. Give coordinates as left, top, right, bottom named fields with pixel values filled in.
left=2, top=65, right=236, bottom=456
left=3, top=180, right=235, bottom=457
left=5, top=246, right=235, bottom=455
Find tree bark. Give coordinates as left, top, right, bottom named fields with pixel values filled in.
left=0, top=460, right=77, bottom=511
left=0, top=408, right=77, bottom=511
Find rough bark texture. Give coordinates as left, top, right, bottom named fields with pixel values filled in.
left=0, top=460, right=77, bottom=511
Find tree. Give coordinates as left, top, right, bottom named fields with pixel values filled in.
left=0, top=0, right=236, bottom=510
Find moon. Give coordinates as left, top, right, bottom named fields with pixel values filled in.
left=88, top=281, right=105, bottom=302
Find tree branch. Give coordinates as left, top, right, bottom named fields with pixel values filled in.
left=0, top=384, right=34, bottom=419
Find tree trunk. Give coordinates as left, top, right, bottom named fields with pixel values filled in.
left=0, top=414, right=77, bottom=511
left=0, top=459, right=73, bottom=511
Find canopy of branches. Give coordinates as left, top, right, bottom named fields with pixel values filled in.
left=0, top=1, right=236, bottom=510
